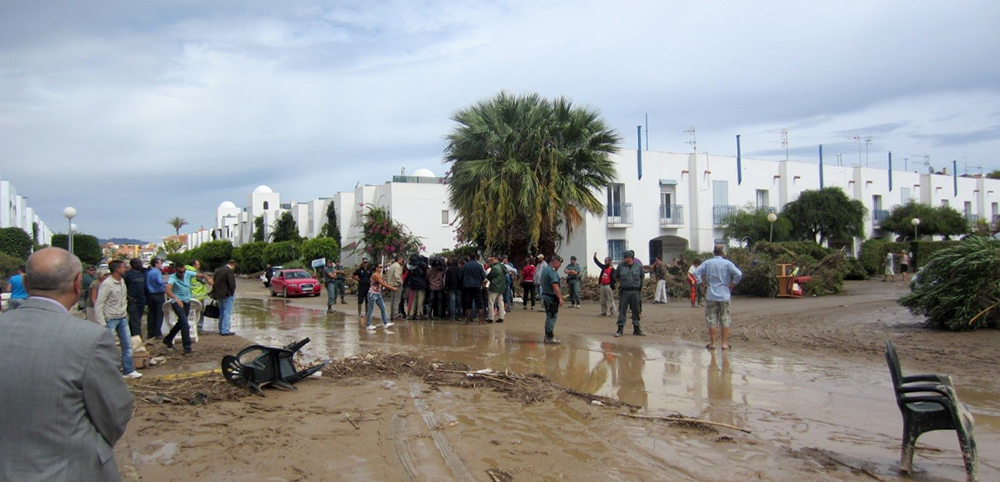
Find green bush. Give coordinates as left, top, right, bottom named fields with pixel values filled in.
left=232, top=242, right=268, bottom=274
left=0, top=251, right=24, bottom=278
left=843, top=256, right=867, bottom=280
left=167, top=252, right=192, bottom=267
left=726, top=248, right=779, bottom=297
left=51, top=233, right=102, bottom=266
left=859, top=239, right=908, bottom=276
left=300, top=237, right=340, bottom=266
left=910, top=240, right=960, bottom=270
left=0, top=227, right=32, bottom=260
left=264, top=240, right=300, bottom=266
left=187, top=240, right=233, bottom=271
left=899, top=237, right=1000, bottom=330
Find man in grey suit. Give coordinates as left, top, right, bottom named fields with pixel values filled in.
left=0, top=247, right=134, bottom=482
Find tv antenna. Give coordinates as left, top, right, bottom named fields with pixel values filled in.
left=684, top=127, right=697, bottom=153
left=850, top=135, right=863, bottom=165
left=781, top=128, right=789, bottom=160
left=912, top=154, right=931, bottom=173
left=964, top=161, right=983, bottom=176
left=864, top=136, right=873, bottom=167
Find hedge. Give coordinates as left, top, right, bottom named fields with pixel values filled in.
left=859, top=239, right=908, bottom=276
left=0, top=227, right=32, bottom=260
left=232, top=242, right=268, bottom=274
left=910, top=240, right=960, bottom=269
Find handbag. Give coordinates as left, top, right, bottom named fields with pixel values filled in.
left=203, top=300, right=221, bottom=319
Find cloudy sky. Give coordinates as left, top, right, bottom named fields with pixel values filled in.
left=2, top=1, right=998, bottom=242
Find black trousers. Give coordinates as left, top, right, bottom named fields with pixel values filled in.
left=127, top=298, right=145, bottom=338
left=146, top=292, right=166, bottom=338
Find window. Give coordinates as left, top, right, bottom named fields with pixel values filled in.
left=900, top=187, right=911, bottom=202
left=941, top=199, right=949, bottom=207
left=964, top=201, right=972, bottom=216
left=441, top=210, right=449, bottom=225
left=992, top=202, right=998, bottom=220
left=872, top=195, right=882, bottom=212
left=660, top=192, right=672, bottom=208
left=608, top=239, right=626, bottom=263
left=262, top=201, right=269, bottom=210
left=756, top=190, right=769, bottom=210
left=607, top=184, right=624, bottom=216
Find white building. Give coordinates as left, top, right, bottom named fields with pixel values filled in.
left=189, top=150, right=999, bottom=269
left=0, top=172, right=54, bottom=246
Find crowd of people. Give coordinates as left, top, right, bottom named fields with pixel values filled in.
left=312, top=245, right=742, bottom=348
left=2, top=254, right=240, bottom=378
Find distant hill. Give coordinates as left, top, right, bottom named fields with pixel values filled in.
left=99, top=237, right=149, bottom=245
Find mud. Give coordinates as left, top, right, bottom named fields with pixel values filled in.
left=116, top=279, right=998, bottom=481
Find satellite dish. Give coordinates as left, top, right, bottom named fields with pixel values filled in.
left=927, top=165, right=935, bottom=174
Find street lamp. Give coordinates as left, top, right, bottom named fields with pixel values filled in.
left=63, top=207, right=77, bottom=254
left=911, top=217, right=920, bottom=239
left=767, top=212, right=778, bottom=242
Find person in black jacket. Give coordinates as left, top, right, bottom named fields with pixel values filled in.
left=444, top=258, right=462, bottom=320
left=461, top=254, right=486, bottom=323
left=123, top=258, right=147, bottom=337
left=405, top=255, right=428, bottom=320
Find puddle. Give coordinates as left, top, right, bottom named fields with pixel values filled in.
left=227, top=298, right=998, bottom=481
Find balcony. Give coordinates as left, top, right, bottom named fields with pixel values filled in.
left=873, top=209, right=889, bottom=227
left=713, top=205, right=737, bottom=225
left=659, top=204, right=685, bottom=226
left=607, top=202, right=633, bottom=227
left=966, top=214, right=981, bottom=224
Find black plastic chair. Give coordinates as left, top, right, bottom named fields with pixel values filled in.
left=885, top=341, right=977, bottom=482
left=222, top=338, right=328, bottom=394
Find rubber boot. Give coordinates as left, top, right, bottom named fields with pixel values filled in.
left=615, top=326, right=624, bottom=337
left=633, top=326, right=645, bottom=336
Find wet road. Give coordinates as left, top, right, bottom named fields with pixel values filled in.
left=213, top=297, right=997, bottom=481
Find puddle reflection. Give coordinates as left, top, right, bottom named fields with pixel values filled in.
left=228, top=297, right=998, bottom=480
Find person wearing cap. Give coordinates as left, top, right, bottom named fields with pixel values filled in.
left=540, top=255, right=565, bottom=344
left=564, top=256, right=582, bottom=308
left=533, top=254, right=547, bottom=301
left=694, top=244, right=742, bottom=350
left=614, top=249, right=646, bottom=337
left=352, top=258, right=373, bottom=316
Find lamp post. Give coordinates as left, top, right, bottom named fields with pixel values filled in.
left=767, top=212, right=778, bottom=242
left=911, top=217, right=920, bottom=240
left=63, top=207, right=77, bottom=254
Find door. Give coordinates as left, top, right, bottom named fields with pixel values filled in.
left=649, top=239, right=662, bottom=264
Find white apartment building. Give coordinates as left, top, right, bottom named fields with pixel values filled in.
left=0, top=172, right=54, bottom=246
left=190, top=150, right=998, bottom=270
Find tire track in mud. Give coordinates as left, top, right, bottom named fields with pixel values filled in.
left=388, top=412, right=421, bottom=482
left=409, top=382, right=476, bottom=481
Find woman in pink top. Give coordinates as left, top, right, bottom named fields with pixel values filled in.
left=366, top=262, right=398, bottom=331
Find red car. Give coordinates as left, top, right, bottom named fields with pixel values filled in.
left=269, top=269, right=322, bottom=298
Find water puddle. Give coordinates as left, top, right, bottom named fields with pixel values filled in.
left=229, top=298, right=998, bottom=480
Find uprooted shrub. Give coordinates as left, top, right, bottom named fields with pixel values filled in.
left=898, top=236, right=1000, bottom=331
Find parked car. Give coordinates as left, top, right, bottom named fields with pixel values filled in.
left=260, top=265, right=283, bottom=287
left=269, top=269, right=321, bottom=298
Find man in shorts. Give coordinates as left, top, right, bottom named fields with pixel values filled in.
left=694, top=244, right=742, bottom=350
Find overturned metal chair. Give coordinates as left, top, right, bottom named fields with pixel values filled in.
left=222, top=338, right=328, bottom=394
left=885, top=341, right=977, bottom=482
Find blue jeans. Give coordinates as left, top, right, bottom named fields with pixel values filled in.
left=366, top=292, right=389, bottom=327
left=447, top=290, right=460, bottom=320
left=106, top=317, right=135, bottom=374
left=166, top=301, right=192, bottom=351
left=218, top=295, right=235, bottom=334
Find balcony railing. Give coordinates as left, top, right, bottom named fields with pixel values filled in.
left=659, top=204, right=684, bottom=225
left=966, top=214, right=981, bottom=223
left=873, top=209, right=889, bottom=227
left=713, top=205, right=737, bottom=225
left=607, top=202, right=633, bottom=227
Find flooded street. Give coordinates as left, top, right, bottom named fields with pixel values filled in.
left=211, top=296, right=998, bottom=482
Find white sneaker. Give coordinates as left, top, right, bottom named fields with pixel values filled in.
left=124, top=371, right=143, bottom=379
left=383, top=322, right=395, bottom=329
left=366, top=325, right=377, bottom=331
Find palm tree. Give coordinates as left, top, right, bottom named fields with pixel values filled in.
left=167, top=217, right=189, bottom=237
left=444, top=92, right=620, bottom=264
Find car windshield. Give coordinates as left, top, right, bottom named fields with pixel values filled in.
left=284, top=271, right=311, bottom=279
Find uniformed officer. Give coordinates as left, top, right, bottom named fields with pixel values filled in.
left=614, top=250, right=645, bottom=337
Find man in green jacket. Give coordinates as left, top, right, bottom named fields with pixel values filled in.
left=485, top=256, right=507, bottom=323
left=614, top=250, right=645, bottom=337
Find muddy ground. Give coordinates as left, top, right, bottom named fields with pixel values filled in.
left=115, top=279, right=997, bottom=481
